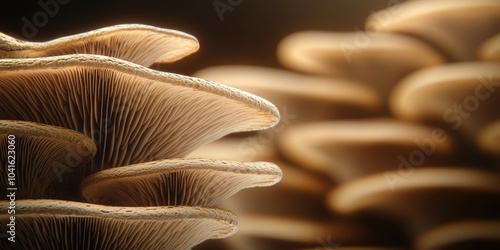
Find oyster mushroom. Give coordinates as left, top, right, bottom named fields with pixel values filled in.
left=0, top=120, right=96, bottom=199
left=278, top=119, right=456, bottom=182
left=277, top=31, right=444, bottom=99
left=0, top=54, right=280, bottom=172
left=366, top=0, right=500, bottom=61
left=479, top=34, right=500, bottom=61
left=328, top=168, right=500, bottom=240
left=193, top=65, right=381, bottom=122
left=415, top=220, right=500, bottom=250
left=80, top=158, right=282, bottom=207
left=0, top=199, right=238, bottom=250
left=0, top=24, right=199, bottom=66
left=390, top=62, right=500, bottom=144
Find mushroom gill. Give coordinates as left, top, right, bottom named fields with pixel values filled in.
left=0, top=54, right=280, bottom=172
left=0, top=199, right=238, bottom=250
left=80, top=158, right=282, bottom=207
left=0, top=120, right=96, bottom=199
left=0, top=24, right=199, bottom=66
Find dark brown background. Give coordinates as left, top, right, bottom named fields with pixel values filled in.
left=0, top=0, right=402, bottom=74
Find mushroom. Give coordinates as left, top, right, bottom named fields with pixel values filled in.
left=415, top=220, right=500, bottom=250
left=0, top=120, right=96, bottom=200
left=0, top=199, right=238, bottom=250
left=365, top=0, right=500, bottom=61
left=277, top=31, right=444, bottom=100
left=221, top=215, right=378, bottom=250
left=80, top=158, right=282, bottom=207
left=390, top=62, right=500, bottom=144
left=0, top=24, right=199, bottom=66
left=193, top=65, right=381, bottom=122
left=476, top=120, right=500, bottom=157
left=328, top=167, right=500, bottom=240
left=278, top=119, right=457, bottom=182
left=479, top=34, right=500, bottom=61
left=0, top=54, right=280, bottom=172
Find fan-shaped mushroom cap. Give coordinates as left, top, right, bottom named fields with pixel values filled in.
left=80, top=158, right=282, bottom=207
left=366, top=0, right=500, bottom=61
left=479, top=34, right=500, bottom=61
left=390, top=62, right=500, bottom=141
left=0, top=120, right=96, bottom=199
left=477, top=120, right=500, bottom=157
left=328, top=168, right=500, bottom=236
left=0, top=54, right=280, bottom=172
left=0, top=24, right=199, bottom=66
left=193, top=65, right=381, bottom=122
left=415, top=220, right=500, bottom=250
left=278, top=119, right=455, bottom=182
left=0, top=199, right=238, bottom=250
left=277, top=31, right=444, bottom=98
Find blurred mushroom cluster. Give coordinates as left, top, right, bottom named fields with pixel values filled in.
left=189, top=0, right=500, bottom=249
left=0, top=24, right=283, bottom=249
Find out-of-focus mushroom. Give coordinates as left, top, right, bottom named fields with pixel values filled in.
left=479, top=34, right=500, bottom=61
left=0, top=120, right=96, bottom=199
left=366, top=0, right=500, bottom=61
left=193, top=65, right=381, bottom=122
left=0, top=199, right=238, bottom=250
left=277, top=31, right=444, bottom=99
left=80, top=158, right=282, bottom=207
left=415, top=220, right=500, bottom=250
left=278, top=119, right=456, bottom=182
left=186, top=136, right=278, bottom=162
left=477, top=120, right=500, bottom=157
left=299, top=248, right=408, bottom=250
left=0, top=54, right=280, bottom=172
left=390, top=62, right=500, bottom=143
left=219, top=160, right=331, bottom=220
left=221, top=215, right=378, bottom=250
left=0, top=24, right=199, bottom=66
left=328, top=168, right=500, bottom=239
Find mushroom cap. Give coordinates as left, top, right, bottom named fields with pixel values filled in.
left=0, top=120, right=96, bottom=199
left=80, top=158, right=282, bottom=207
left=479, top=33, right=500, bottom=61
left=0, top=54, right=280, bottom=172
left=277, top=31, right=444, bottom=96
left=0, top=199, right=238, bottom=250
left=0, top=24, right=199, bottom=66
left=278, top=119, right=455, bottom=182
left=366, top=0, right=500, bottom=61
left=328, top=167, right=500, bottom=235
left=193, top=65, right=381, bottom=121
left=415, top=220, right=500, bottom=250
left=390, top=62, right=500, bottom=139
left=477, top=120, right=500, bottom=157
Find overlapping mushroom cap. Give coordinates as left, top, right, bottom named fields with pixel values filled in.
left=0, top=120, right=96, bottom=199
left=0, top=24, right=199, bottom=66
left=0, top=199, right=238, bottom=250
left=0, top=54, right=280, bottom=172
left=0, top=24, right=283, bottom=250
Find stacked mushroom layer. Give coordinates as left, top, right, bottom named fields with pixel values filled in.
left=0, top=24, right=282, bottom=249
left=190, top=0, right=500, bottom=249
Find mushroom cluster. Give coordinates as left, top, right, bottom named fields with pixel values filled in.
left=189, top=0, right=500, bottom=249
left=0, top=24, right=282, bottom=249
